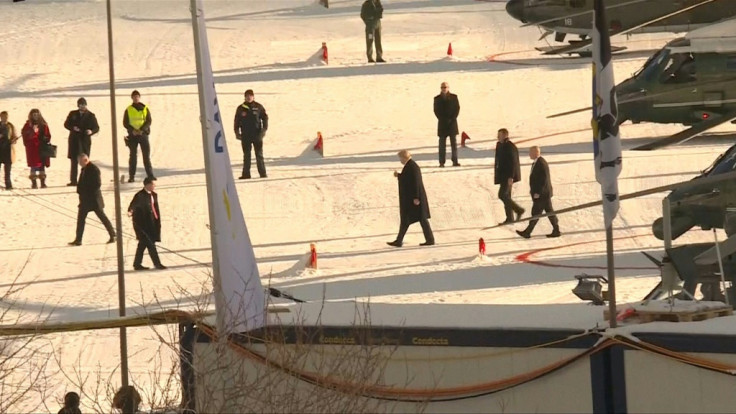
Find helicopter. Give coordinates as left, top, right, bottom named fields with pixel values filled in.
left=651, top=142, right=736, bottom=241
left=505, top=0, right=736, bottom=55
left=549, top=18, right=736, bottom=150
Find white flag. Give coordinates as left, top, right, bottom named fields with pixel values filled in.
left=592, top=0, right=623, bottom=228
left=193, top=0, right=265, bottom=333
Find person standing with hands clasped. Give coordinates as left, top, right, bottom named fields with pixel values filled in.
left=516, top=146, right=561, bottom=238
left=64, top=97, right=99, bottom=186
left=494, top=128, right=524, bottom=224
left=128, top=177, right=166, bottom=271
left=387, top=150, right=435, bottom=247
left=0, top=111, right=19, bottom=190
left=433, top=81, right=460, bottom=167
left=123, top=90, right=155, bottom=183
left=234, top=89, right=269, bottom=179
left=361, top=0, right=385, bottom=63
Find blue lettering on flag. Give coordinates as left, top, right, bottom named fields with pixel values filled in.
left=213, top=97, right=224, bottom=153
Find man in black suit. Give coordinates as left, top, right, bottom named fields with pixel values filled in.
left=128, top=177, right=166, bottom=270
left=516, top=146, right=561, bottom=238
left=69, top=154, right=115, bottom=246
left=64, top=97, right=100, bottom=186
left=433, top=81, right=460, bottom=167
left=388, top=150, right=435, bottom=247
left=495, top=128, right=524, bottom=224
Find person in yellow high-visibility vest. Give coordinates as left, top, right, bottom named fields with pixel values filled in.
left=122, top=90, right=154, bottom=183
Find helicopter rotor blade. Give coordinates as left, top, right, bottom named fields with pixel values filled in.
left=483, top=170, right=736, bottom=230
left=640, top=251, right=663, bottom=267
left=632, top=110, right=736, bottom=150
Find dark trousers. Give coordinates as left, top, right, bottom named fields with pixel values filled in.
left=498, top=181, right=524, bottom=222
left=242, top=139, right=266, bottom=177
left=134, top=237, right=162, bottom=267
left=523, top=196, right=559, bottom=234
left=365, top=21, right=383, bottom=61
left=1, top=160, right=11, bottom=189
left=75, top=207, right=115, bottom=242
left=396, top=217, right=434, bottom=244
left=128, top=135, right=154, bottom=180
left=439, top=135, right=458, bottom=166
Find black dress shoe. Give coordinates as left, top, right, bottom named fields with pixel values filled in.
left=386, top=241, right=402, bottom=247
left=68, top=240, right=81, bottom=246
left=452, top=163, right=461, bottom=167
left=127, top=177, right=135, bottom=183
left=420, top=241, right=435, bottom=246
left=155, top=264, right=167, bottom=270
left=376, top=58, right=386, bottom=63
left=107, top=235, right=116, bottom=244
left=516, top=209, right=525, bottom=221
left=546, top=230, right=561, bottom=238
left=66, top=182, right=77, bottom=187
left=368, top=58, right=375, bottom=63
left=239, top=175, right=251, bottom=180
left=516, top=230, right=531, bottom=239
left=498, top=220, right=514, bottom=226
left=134, top=265, right=150, bottom=271
left=260, top=175, right=268, bottom=178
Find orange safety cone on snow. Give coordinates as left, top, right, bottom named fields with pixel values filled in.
left=322, top=42, right=328, bottom=64
left=314, top=131, right=324, bottom=156
left=447, top=42, right=453, bottom=57
left=461, top=131, right=470, bottom=147
left=308, top=243, right=318, bottom=269
left=478, top=238, right=486, bottom=256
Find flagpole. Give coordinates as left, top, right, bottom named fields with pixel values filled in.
left=106, top=0, right=129, bottom=386
left=606, top=225, right=617, bottom=328
left=190, top=0, right=225, bottom=335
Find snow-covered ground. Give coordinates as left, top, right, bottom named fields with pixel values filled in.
left=1, top=0, right=735, bottom=411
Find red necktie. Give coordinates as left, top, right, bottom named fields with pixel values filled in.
left=150, top=194, right=158, bottom=220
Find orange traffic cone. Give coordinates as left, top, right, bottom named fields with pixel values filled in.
left=308, top=243, right=318, bottom=269
left=478, top=238, right=486, bottom=256
left=461, top=131, right=470, bottom=147
left=322, top=42, right=328, bottom=64
left=313, top=132, right=324, bottom=156
left=447, top=43, right=453, bottom=57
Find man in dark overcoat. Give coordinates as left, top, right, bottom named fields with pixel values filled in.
left=388, top=150, right=435, bottom=247
left=69, top=154, right=115, bottom=246
left=128, top=177, right=166, bottom=270
left=517, top=146, right=561, bottom=238
left=434, top=81, right=461, bottom=167
left=64, top=97, right=100, bottom=186
left=495, top=128, right=524, bottom=224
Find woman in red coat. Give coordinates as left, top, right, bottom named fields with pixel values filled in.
left=21, top=108, right=51, bottom=189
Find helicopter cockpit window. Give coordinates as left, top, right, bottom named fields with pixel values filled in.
left=704, top=146, right=736, bottom=176
left=634, top=48, right=669, bottom=81
left=660, top=53, right=696, bottom=84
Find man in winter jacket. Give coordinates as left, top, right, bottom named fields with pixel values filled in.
left=64, top=97, right=100, bottom=186
left=234, top=89, right=269, bottom=179
left=361, top=0, right=384, bottom=63
left=69, top=154, right=116, bottom=246
left=128, top=177, right=166, bottom=270
left=433, top=82, right=460, bottom=167
left=387, top=150, right=434, bottom=247
left=123, top=90, right=155, bottom=182
left=494, top=128, right=524, bottom=224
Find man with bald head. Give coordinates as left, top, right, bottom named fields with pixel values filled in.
left=388, top=150, right=434, bottom=247
left=516, top=146, right=560, bottom=238
left=433, top=81, right=460, bottom=167
left=69, top=153, right=116, bottom=246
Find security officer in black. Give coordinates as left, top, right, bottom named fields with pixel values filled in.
left=234, top=89, right=269, bottom=179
